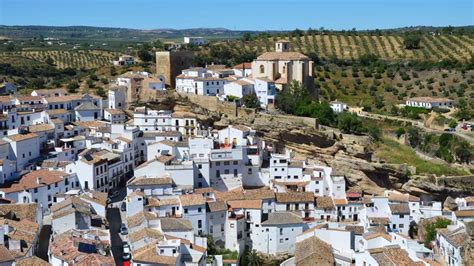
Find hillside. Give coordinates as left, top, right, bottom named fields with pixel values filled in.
left=224, top=33, right=473, bottom=62
left=0, top=50, right=120, bottom=69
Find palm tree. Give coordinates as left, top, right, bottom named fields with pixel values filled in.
left=246, top=249, right=262, bottom=266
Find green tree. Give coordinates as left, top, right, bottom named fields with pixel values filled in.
left=448, top=120, right=458, bottom=129
left=242, top=249, right=262, bottom=266
left=403, top=33, right=422, bottom=49
left=67, top=81, right=79, bottom=93
left=424, top=218, right=450, bottom=247
left=243, top=93, right=260, bottom=109
left=455, top=141, right=472, bottom=164
left=395, top=127, right=406, bottom=139
left=367, top=125, right=381, bottom=141
left=96, top=87, right=106, bottom=98
left=337, top=113, right=366, bottom=134
left=137, top=49, right=152, bottom=62
left=407, top=127, right=422, bottom=148
left=28, top=78, right=45, bottom=90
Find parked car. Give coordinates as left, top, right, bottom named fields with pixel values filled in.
left=120, top=223, right=128, bottom=235
left=122, top=243, right=131, bottom=261
left=121, top=202, right=126, bottom=212
left=444, top=128, right=456, bottom=132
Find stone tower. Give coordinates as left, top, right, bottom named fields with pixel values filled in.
left=275, top=40, right=290, bottom=52
left=155, top=51, right=195, bottom=89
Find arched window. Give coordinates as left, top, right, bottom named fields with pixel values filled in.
left=260, top=65, right=265, bottom=74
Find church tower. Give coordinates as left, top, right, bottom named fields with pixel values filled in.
left=275, top=40, right=290, bottom=52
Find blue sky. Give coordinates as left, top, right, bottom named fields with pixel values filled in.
left=0, top=0, right=472, bottom=30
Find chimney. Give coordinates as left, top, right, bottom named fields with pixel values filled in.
left=37, top=177, right=42, bottom=184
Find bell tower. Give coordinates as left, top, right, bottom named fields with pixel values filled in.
left=275, top=40, right=290, bottom=52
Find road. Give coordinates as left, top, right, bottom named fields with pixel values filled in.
left=350, top=108, right=474, bottom=143
left=107, top=207, right=124, bottom=265
left=107, top=187, right=127, bottom=265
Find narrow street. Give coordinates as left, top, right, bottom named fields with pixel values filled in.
left=36, top=224, right=52, bottom=262
left=107, top=207, right=124, bottom=265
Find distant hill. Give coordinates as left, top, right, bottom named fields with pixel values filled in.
left=1, top=25, right=472, bottom=42
left=0, top=25, right=267, bottom=42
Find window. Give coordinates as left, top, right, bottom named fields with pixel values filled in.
left=198, top=207, right=202, bottom=213
left=233, top=161, right=238, bottom=165
left=215, top=162, right=220, bottom=166
left=224, top=161, right=229, bottom=166
left=34, top=188, right=38, bottom=193
left=260, top=65, right=265, bottom=74
left=184, top=208, right=188, bottom=214
left=198, top=173, right=203, bottom=179
left=198, top=220, right=202, bottom=228
left=399, top=224, right=404, bottom=228
left=198, top=164, right=202, bottom=169
left=400, top=214, right=405, bottom=218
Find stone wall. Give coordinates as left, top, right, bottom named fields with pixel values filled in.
left=175, top=92, right=237, bottom=116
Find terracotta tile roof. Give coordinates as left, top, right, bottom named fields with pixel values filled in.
left=146, top=197, right=180, bottom=207
left=132, top=243, right=177, bottom=265
left=80, top=191, right=108, bottom=206
left=315, top=196, right=335, bottom=209
left=128, top=176, right=173, bottom=186
left=51, top=197, right=93, bottom=219
left=32, top=88, right=67, bottom=97
left=389, top=203, right=410, bottom=215
left=179, top=194, right=205, bottom=206
left=194, top=187, right=214, bottom=194
left=15, top=256, right=50, bottom=266
left=363, top=232, right=392, bottom=242
left=207, top=201, right=228, bottom=212
left=17, top=96, right=43, bottom=102
left=4, top=133, right=38, bottom=142
left=243, top=188, right=275, bottom=200
left=262, top=212, right=302, bottom=225
left=214, top=188, right=245, bottom=201
left=49, top=232, right=112, bottom=264
left=438, top=227, right=470, bottom=248
left=128, top=227, right=164, bottom=243
left=233, top=63, right=252, bottom=69
left=257, top=51, right=310, bottom=61
left=0, top=203, right=38, bottom=222
left=46, top=109, right=69, bottom=115
left=295, top=236, right=334, bottom=266
left=454, top=210, right=474, bottom=218
left=28, top=123, right=55, bottom=133
left=156, top=155, right=175, bottom=164
left=369, top=246, right=425, bottom=266
left=104, top=108, right=125, bottom=115
left=0, top=170, right=68, bottom=193
left=160, top=218, right=193, bottom=231
left=228, top=199, right=262, bottom=209
left=345, top=225, right=365, bottom=235
left=75, top=102, right=99, bottom=111
left=75, top=254, right=114, bottom=266
left=72, top=120, right=108, bottom=129
left=127, top=211, right=147, bottom=228
left=369, top=217, right=390, bottom=225
left=0, top=245, right=14, bottom=263
left=276, top=192, right=314, bottom=203
left=232, top=79, right=253, bottom=86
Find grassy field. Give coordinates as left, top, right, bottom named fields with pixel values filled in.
left=0, top=50, right=120, bottom=69
left=375, top=138, right=468, bottom=176
left=234, top=33, right=473, bottom=62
